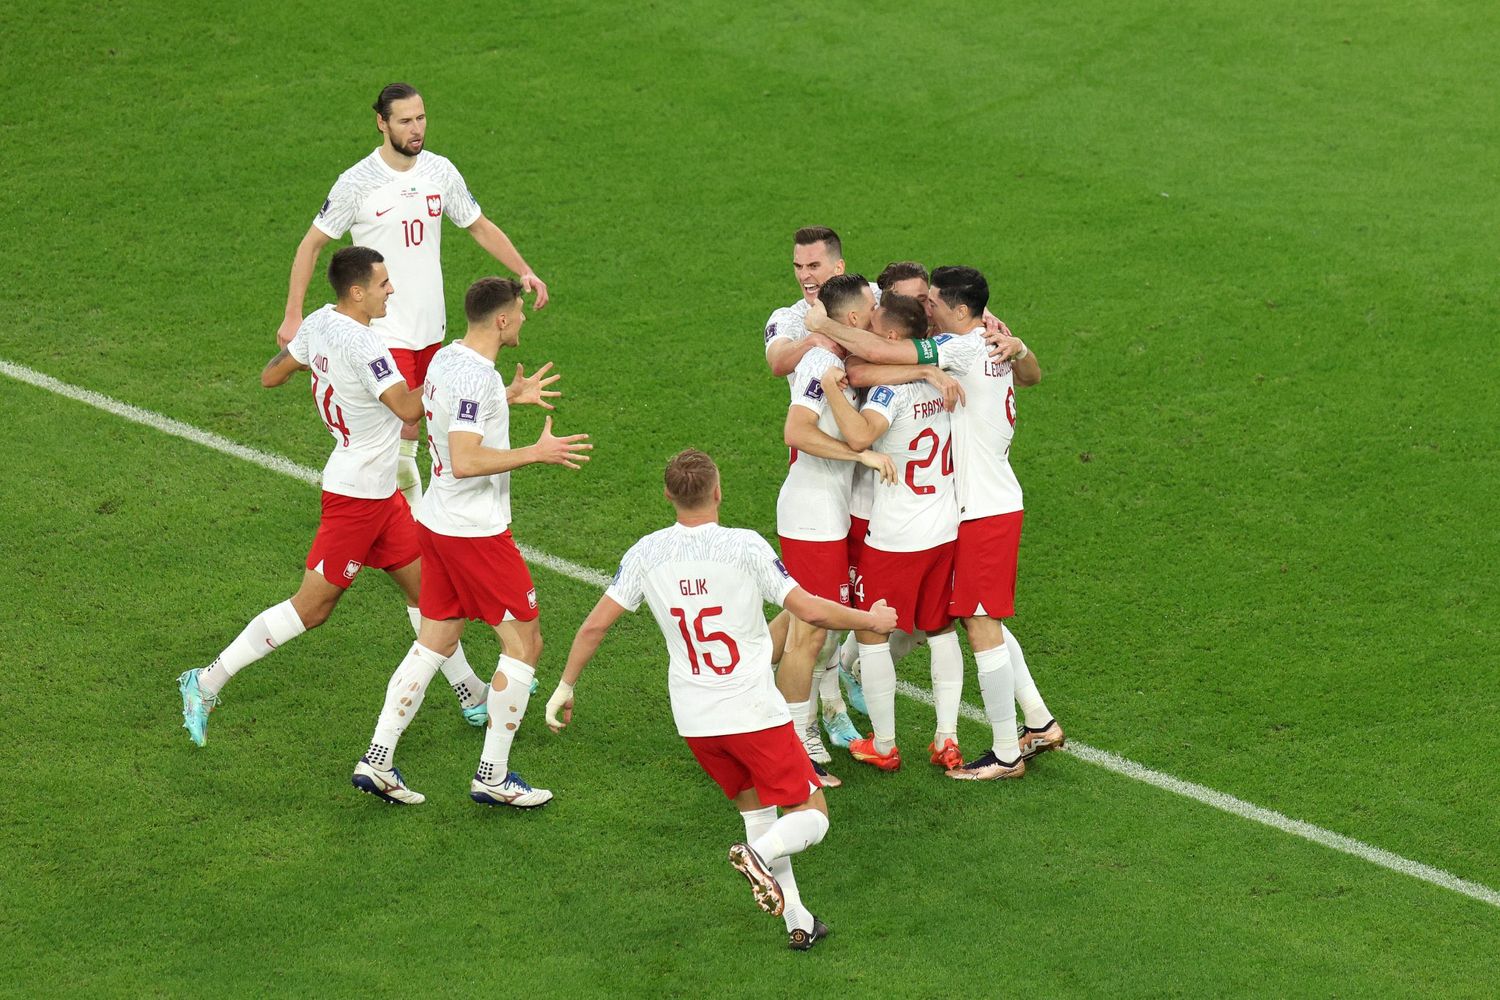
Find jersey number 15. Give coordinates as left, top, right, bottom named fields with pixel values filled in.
left=669, top=607, right=741, bottom=675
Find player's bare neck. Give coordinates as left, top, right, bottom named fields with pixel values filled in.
left=459, top=331, right=501, bottom=363
left=675, top=510, right=718, bottom=528
left=378, top=143, right=418, bottom=173
left=334, top=303, right=372, bottom=326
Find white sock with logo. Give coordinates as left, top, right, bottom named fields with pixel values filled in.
left=976, top=643, right=1022, bottom=762
left=927, top=630, right=963, bottom=746
left=857, top=642, right=898, bottom=753
left=751, top=808, right=828, bottom=862
left=365, top=642, right=447, bottom=768
left=199, top=600, right=307, bottom=696
left=742, top=806, right=813, bottom=933
left=405, top=607, right=487, bottom=708
left=477, top=657, right=535, bottom=782
left=1004, top=625, right=1053, bottom=729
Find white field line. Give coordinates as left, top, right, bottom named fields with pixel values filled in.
left=5, top=357, right=1497, bottom=911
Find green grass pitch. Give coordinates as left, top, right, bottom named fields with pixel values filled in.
left=3, top=1, right=1498, bottom=996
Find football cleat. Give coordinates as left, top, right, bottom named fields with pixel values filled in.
left=470, top=771, right=553, bottom=809
left=727, top=843, right=785, bottom=917
left=177, top=669, right=218, bottom=747
left=945, top=749, right=1026, bottom=781
left=848, top=735, right=901, bottom=772
left=928, top=738, right=964, bottom=770
left=840, top=664, right=867, bottom=716
left=351, top=758, right=426, bottom=804
left=822, top=711, right=862, bottom=749
left=461, top=702, right=489, bottom=727
left=788, top=915, right=831, bottom=951
left=1018, top=719, right=1066, bottom=759
left=802, top=723, right=832, bottom=764
left=811, top=760, right=842, bottom=789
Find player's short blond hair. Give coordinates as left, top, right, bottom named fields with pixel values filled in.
left=664, top=449, right=719, bottom=508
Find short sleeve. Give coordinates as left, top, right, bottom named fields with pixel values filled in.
left=935, top=332, right=981, bottom=377
left=313, top=176, right=357, bottom=239
left=286, top=321, right=311, bottom=365
left=861, top=384, right=902, bottom=422
left=442, top=160, right=482, bottom=229
left=604, top=544, right=646, bottom=612
left=789, top=352, right=833, bottom=415
left=744, top=533, right=797, bottom=607
left=446, top=375, right=495, bottom=436
left=764, top=306, right=806, bottom=353
left=351, top=330, right=404, bottom=399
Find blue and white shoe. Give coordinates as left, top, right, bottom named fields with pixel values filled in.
left=840, top=665, right=867, bottom=716
left=470, top=770, right=553, bottom=809
left=822, top=711, right=862, bottom=749
left=352, top=758, right=426, bottom=804
left=461, top=703, right=489, bottom=727
left=177, top=669, right=217, bottom=747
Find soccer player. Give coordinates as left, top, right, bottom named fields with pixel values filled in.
left=276, top=82, right=550, bottom=505
left=778, top=274, right=898, bottom=784
left=763, top=227, right=847, bottom=379
left=542, top=449, right=899, bottom=950
left=818, top=294, right=966, bottom=771
left=351, top=276, right=589, bottom=807
left=926, top=266, right=1063, bottom=779
left=177, top=247, right=493, bottom=745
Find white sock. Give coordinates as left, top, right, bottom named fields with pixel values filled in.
left=786, top=701, right=811, bottom=740
left=838, top=630, right=860, bottom=674
left=365, top=642, right=447, bottom=768
left=857, top=642, right=897, bottom=753
left=397, top=439, right=422, bottom=505
left=750, top=808, right=829, bottom=862
left=803, top=692, right=821, bottom=734
left=741, top=806, right=811, bottom=933
left=976, top=644, right=1022, bottom=762
left=405, top=607, right=487, bottom=708
left=889, top=628, right=920, bottom=664
left=1004, top=625, right=1052, bottom=728
left=927, top=631, right=963, bottom=745
left=477, top=656, right=535, bottom=781
left=815, top=631, right=845, bottom=715
left=199, top=600, right=307, bottom=696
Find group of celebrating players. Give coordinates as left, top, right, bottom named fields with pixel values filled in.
left=174, top=83, right=1064, bottom=952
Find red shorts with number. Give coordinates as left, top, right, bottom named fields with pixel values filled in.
left=416, top=524, right=538, bottom=625
left=389, top=342, right=442, bottom=389
left=846, top=516, right=870, bottom=587
left=304, top=490, right=419, bottom=589
left=949, top=511, right=1024, bottom=619
left=778, top=536, right=851, bottom=605
left=684, top=722, right=821, bottom=808
left=858, top=540, right=955, bottom=633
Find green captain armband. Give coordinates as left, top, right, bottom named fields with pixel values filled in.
left=915, top=338, right=939, bottom=365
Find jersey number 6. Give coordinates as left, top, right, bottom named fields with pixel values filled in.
left=669, top=606, right=741, bottom=675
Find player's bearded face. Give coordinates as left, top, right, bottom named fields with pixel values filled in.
left=381, top=97, right=427, bottom=157
left=792, top=242, right=844, bottom=304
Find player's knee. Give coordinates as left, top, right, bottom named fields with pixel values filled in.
left=296, top=601, right=335, bottom=630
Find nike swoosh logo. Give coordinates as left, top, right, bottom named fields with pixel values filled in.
left=375, top=207, right=394, bottom=217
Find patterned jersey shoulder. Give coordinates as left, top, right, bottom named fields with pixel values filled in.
left=934, top=330, right=986, bottom=377
left=430, top=346, right=500, bottom=401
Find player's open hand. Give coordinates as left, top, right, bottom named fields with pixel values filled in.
left=857, top=449, right=898, bottom=486
left=821, top=365, right=848, bottom=393
left=545, top=682, right=575, bottom=733
left=510, top=362, right=562, bottom=409
left=986, top=333, right=1027, bottom=364
left=981, top=308, right=1009, bottom=338
left=276, top=315, right=300, bottom=349
left=522, top=272, right=549, bottom=309
left=923, top=368, right=966, bottom=412
left=804, top=298, right=829, bottom=332
left=535, top=415, right=592, bottom=469
left=867, top=599, right=898, bottom=635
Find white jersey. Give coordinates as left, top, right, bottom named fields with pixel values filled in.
left=763, top=297, right=810, bottom=356
left=776, top=347, right=856, bottom=541
left=416, top=343, right=511, bottom=537
left=313, top=149, right=482, bottom=351
left=936, top=328, right=1024, bottom=519
left=861, top=382, right=958, bottom=552
left=286, top=305, right=405, bottom=499
left=606, top=522, right=798, bottom=738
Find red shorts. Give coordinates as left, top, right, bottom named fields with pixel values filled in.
left=778, top=536, right=851, bottom=605
left=304, top=490, right=419, bottom=589
left=684, top=722, right=821, bottom=808
left=416, top=524, right=538, bottom=625
left=858, top=540, right=955, bottom=633
left=388, top=342, right=442, bottom=389
left=949, top=511, right=1024, bottom=619
left=846, top=516, right=870, bottom=587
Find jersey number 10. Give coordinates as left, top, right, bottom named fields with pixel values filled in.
left=669, top=606, right=741, bottom=675
left=402, top=219, right=425, bottom=247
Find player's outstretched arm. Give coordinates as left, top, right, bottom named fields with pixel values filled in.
left=260, top=347, right=308, bottom=388
left=507, top=362, right=561, bottom=410
left=784, top=588, right=898, bottom=635
left=377, top=383, right=425, bottom=423
left=278, top=225, right=334, bottom=347
left=766, top=335, right=829, bottom=378
left=466, top=215, right=549, bottom=308
left=546, top=594, right=629, bottom=732
left=845, top=361, right=965, bottom=412
left=803, top=299, right=920, bottom=366
left=448, top=416, right=591, bottom=478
